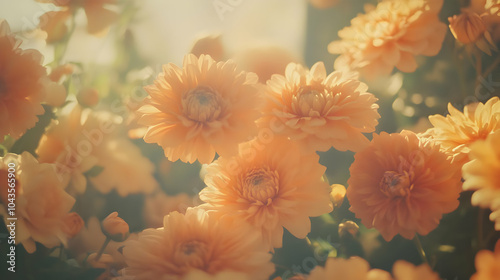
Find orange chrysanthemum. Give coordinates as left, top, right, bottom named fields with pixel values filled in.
left=462, top=130, right=500, bottom=230
left=0, top=20, right=46, bottom=139
left=347, top=131, right=462, bottom=241
left=471, top=239, right=500, bottom=280
left=328, top=0, right=447, bottom=79
left=120, top=208, right=274, bottom=280
left=138, top=54, right=262, bottom=164
left=36, top=104, right=158, bottom=196
left=425, top=97, right=500, bottom=165
left=199, top=137, right=333, bottom=248
left=258, top=62, right=379, bottom=152
left=0, top=152, right=75, bottom=253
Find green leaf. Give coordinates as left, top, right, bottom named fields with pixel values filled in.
left=84, top=165, right=104, bottom=178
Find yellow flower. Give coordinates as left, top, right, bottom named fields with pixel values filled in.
left=425, top=97, right=500, bottom=166
left=463, top=130, right=500, bottom=230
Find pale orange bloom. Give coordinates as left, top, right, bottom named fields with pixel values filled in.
left=471, top=239, right=500, bottom=280
left=425, top=97, right=500, bottom=166
left=329, top=0, right=447, bottom=79
left=199, top=137, right=333, bottom=248
left=462, top=130, right=500, bottom=230
left=190, top=34, right=225, bottom=61
left=36, top=0, right=118, bottom=39
left=234, top=45, right=300, bottom=83
left=0, top=20, right=46, bottom=139
left=258, top=62, right=379, bottom=152
left=347, top=131, right=462, bottom=241
left=138, top=54, right=262, bottom=164
left=448, top=10, right=497, bottom=55
left=0, top=152, right=75, bottom=253
left=120, top=208, right=274, bottom=280
left=392, top=260, right=440, bottom=280
left=37, top=104, right=158, bottom=196
left=307, top=257, right=392, bottom=280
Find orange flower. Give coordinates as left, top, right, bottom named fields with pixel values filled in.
left=470, top=0, right=500, bottom=42
left=120, top=208, right=274, bottom=280
left=0, top=20, right=46, bottom=139
left=234, top=45, right=300, bottom=83
left=190, top=34, right=225, bottom=61
left=138, top=54, right=262, bottom=164
left=307, top=257, right=392, bottom=280
left=36, top=0, right=118, bottom=40
left=448, top=10, right=496, bottom=55
left=0, top=152, right=75, bottom=253
left=347, top=131, right=462, bottom=241
left=61, top=212, right=84, bottom=239
left=462, top=130, right=500, bottom=230
left=199, top=137, right=333, bottom=248
left=258, top=62, right=379, bottom=152
left=328, top=0, right=447, bottom=79
left=392, top=260, right=440, bottom=280
left=471, top=239, right=500, bottom=280
left=425, top=97, right=500, bottom=166
left=37, top=104, right=158, bottom=196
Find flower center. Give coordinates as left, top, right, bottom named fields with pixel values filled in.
left=379, top=171, right=412, bottom=198
left=174, top=240, right=207, bottom=269
left=293, top=86, right=327, bottom=117
left=182, top=86, right=222, bottom=122
left=239, top=167, right=279, bottom=203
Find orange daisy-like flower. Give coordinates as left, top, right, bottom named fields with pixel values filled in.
left=138, top=54, right=262, bottom=164
left=199, top=137, right=333, bottom=248
left=328, top=0, right=447, bottom=79
left=425, top=97, right=500, bottom=165
left=0, top=152, right=75, bottom=253
left=0, top=20, right=46, bottom=139
left=471, top=239, right=500, bottom=280
left=258, top=62, right=379, bottom=152
left=347, top=131, right=462, bottom=241
left=36, top=0, right=118, bottom=41
left=462, top=130, right=500, bottom=230
left=120, top=208, right=274, bottom=280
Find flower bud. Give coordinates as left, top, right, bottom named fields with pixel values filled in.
left=330, top=184, right=346, bottom=208
left=77, top=88, right=99, bottom=107
left=61, top=212, right=84, bottom=239
left=338, top=221, right=359, bottom=238
left=449, top=11, right=487, bottom=44
left=102, top=212, right=129, bottom=242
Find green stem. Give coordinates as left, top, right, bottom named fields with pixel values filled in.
left=482, top=54, right=500, bottom=79
left=414, top=235, right=429, bottom=265
left=478, top=208, right=485, bottom=249
left=95, top=236, right=111, bottom=262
